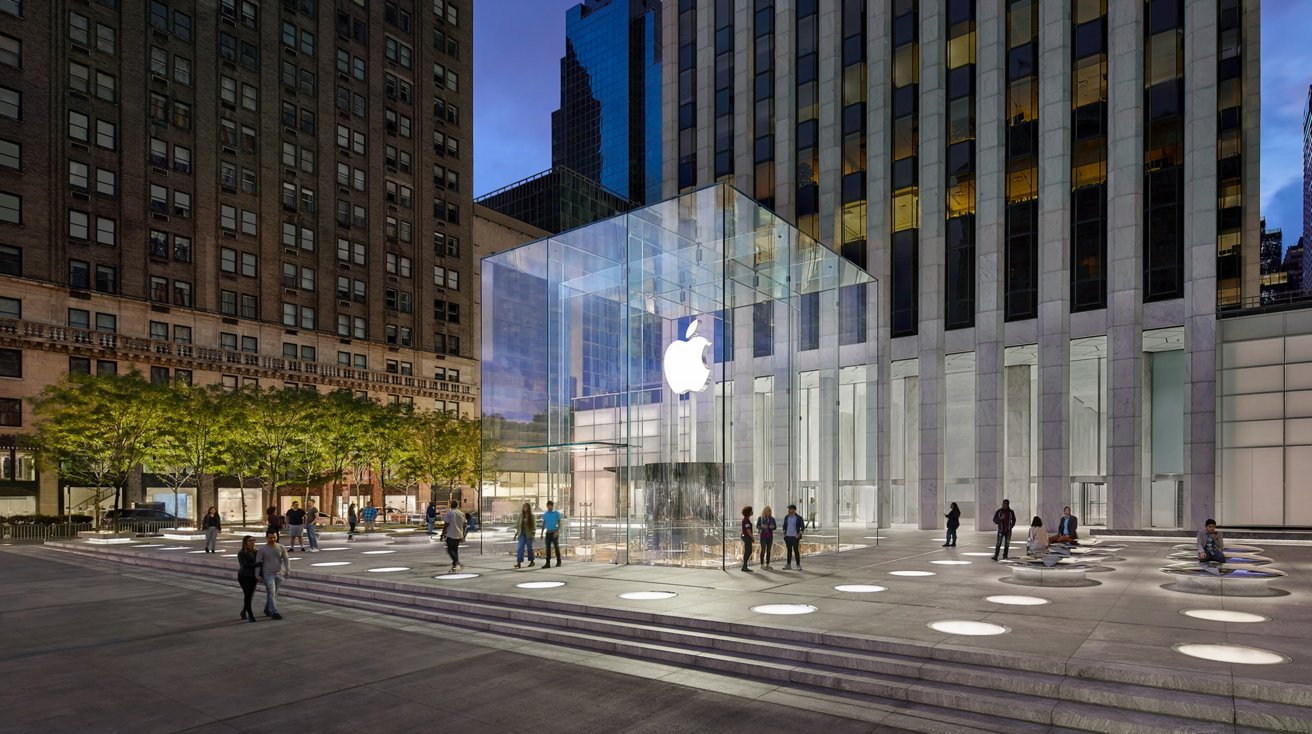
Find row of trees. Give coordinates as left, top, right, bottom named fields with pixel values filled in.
left=30, top=372, right=491, bottom=528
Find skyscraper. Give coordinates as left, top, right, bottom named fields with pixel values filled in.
left=0, top=0, right=475, bottom=515
left=662, top=0, right=1262, bottom=531
left=552, top=0, right=662, bottom=204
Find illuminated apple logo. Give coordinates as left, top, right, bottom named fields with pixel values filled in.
left=663, top=319, right=712, bottom=395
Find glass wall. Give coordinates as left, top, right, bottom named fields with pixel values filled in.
left=482, top=184, right=873, bottom=566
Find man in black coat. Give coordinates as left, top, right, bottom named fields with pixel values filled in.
left=1050, top=506, right=1079, bottom=544
left=990, top=499, right=1017, bottom=561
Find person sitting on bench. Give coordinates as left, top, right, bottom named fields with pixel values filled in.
left=1196, top=519, right=1225, bottom=564
left=1048, top=506, right=1079, bottom=545
left=1026, top=516, right=1049, bottom=556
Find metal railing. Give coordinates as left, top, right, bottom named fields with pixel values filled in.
left=1218, top=289, right=1312, bottom=317
left=1, top=523, right=93, bottom=541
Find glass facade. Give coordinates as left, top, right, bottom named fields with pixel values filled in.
left=1215, top=0, right=1243, bottom=308
left=752, top=0, right=775, bottom=209
left=552, top=0, right=662, bottom=204
left=475, top=166, right=635, bottom=235
left=1143, top=0, right=1185, bottom=302
left=677, top=0, right=696, bottom=190
left=713, top=0, right=733, bottom=179
left=890, top=0, right=919, bottom=337
left=1005, top=0, right=1038, bottom=321
left=795, top=0, right=819, bottom=239
left=482, top=185, right=874, bottom=566
left=1071, top=0, right=1108, bottom=311
left=944, top=0, right=975, bottom=330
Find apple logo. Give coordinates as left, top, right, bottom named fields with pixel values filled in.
left=663, top=319, right=712, bottom=395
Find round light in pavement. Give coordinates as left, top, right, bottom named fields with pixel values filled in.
left=134, top=544, right=164, bottom=548
left=929, top=620, right=1010, bottom=636
left=362, top=550, right=395, bottom=555
left=961, top=552, right=993, bottom=557
left=750, top=604, right=818, bottom=615
left=986, top=595, right=1050, bottom=606
left=889, top=570, right=936, bottom=577
left=1181, top=609, right=1269, bottom=624
left=366, top=567, right=410, bottom=573
left=1172, top=643, right=1287, bottom=664
left=434, top=573, right=479, bottom=580
left=311, top=561, right=351, bottom=567
left=159, top=546, right=189, bottom=550
left=320, top=547, right=347, bottom=551
left=186, top=550, right=208, bottom=554
left=516, top=581, right=565, bottom=589
left=618, top=591, right=678, bottom=600
left=834, top=584, right=886, bottom=593
left=220, top=553, right=238, bottom=558
left=931, top=560, right=971, bottom=565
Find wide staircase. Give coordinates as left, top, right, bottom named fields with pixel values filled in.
left=44, top=541, right=1312, bottom=734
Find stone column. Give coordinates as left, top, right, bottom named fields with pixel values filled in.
left=1036, top=0, right=1072, bottom=524
left=867, top=0, right=893, bottom=528
left=1004, top=365, right=1033, bottom=514
left=1107, top=0, right=1146, bottom=529
left=904, top=375, right=921, bottom=525
left=1183, top=2, right=1219, bottom=528
left=974, top=0, right=1007, bottom=531
left=917, top=0, right=946, bottom=529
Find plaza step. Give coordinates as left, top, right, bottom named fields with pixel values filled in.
left=43, top=541, right=1312, bottom=734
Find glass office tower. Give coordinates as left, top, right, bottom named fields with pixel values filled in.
left=482, top=185, right=875, bottom=566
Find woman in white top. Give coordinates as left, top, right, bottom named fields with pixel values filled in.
left=1026, top=516, right=1048, bottom=556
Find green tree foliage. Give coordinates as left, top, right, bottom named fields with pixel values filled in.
left=31, top=372, right=169, bottom=529
left=143, top=384, right=228, bottom=518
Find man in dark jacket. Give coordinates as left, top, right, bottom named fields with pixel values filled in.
left=990, top=499, right=1017, bottom=561
left=1049, top=506, right=1078, bottom=544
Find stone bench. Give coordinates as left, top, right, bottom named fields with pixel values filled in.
left=1160, top=563, right=1288, bottom=596
left=1172, top=543, right=1264, bottom=555
left=1165, top=551, right=1273, bottom=565
left=1001, top=557, right=1100, bottom=586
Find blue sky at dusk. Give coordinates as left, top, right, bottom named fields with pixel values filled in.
left=476, top=1, right=1312, bottom=247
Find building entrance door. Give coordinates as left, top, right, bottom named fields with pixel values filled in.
left=1073, top=480, right=1107, bottom=527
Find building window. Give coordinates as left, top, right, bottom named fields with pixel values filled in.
left=890, top=0, right=920, bottom=336
left=0, top=348, right=20, bottom=378
left=95, top=312, right=116, bottom=333
left=0, top=244, right=18, bottom=276
left=1005, top=0, right=1039, bottom=321
left=69, top=259, right=90, bottom=289
left=0, top=398, right=20, bottom=427
left=0, top=191, right=18, bottom=224
left=0, top=296, right=17, bottom=319
left=1143, top=0, right=1185, bottom=302
left=94, top=265, right=116, bottom=293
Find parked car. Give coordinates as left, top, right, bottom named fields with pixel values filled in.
left=101, top=509, right=192, bottom=532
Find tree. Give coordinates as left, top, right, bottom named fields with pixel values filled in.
left=359, top=401, right=411, bottom=512
left=143, top=383, right=228, bottom=519
left=31, top=372, right=169, bottom=530
left=224, top=386, right=304, bottom=520
left=317, top=390, right=372, bottom=518
left=405, top=413, right=489, bottom=507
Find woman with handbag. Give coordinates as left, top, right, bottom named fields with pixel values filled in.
left=514, top=502, right=536, bottom=568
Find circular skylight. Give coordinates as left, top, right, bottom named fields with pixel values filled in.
left=750, top=603, right=818, bottom=615
left=929, top=620, right=1009, bottom=636
left=931, top=560, right=972, bottom=565
left=366, top=567, right=410, bottom=573
left=362, top=550, right=395, bottom=555
left=1181, top=609, right=1269, bottom=623
left=516, top=581, right=565, bottom=589
left=889, top=570, right=936, bottom=577
left=1172, top=643, right=1287, bottom=665
left=961, top=552, right=994, bottom=557
left=134, top=544, right=164, bottom=548
left=833, top=584, right=887, bottom=593
left=986, top=595, right=1050, bottom=606
left=618, top=591, right=678, bottom=600
left=186, top=550, right=208, bottom=554
left=311, top=561, right=351, bottom=567
left=434, top=573, right=479, bottom=580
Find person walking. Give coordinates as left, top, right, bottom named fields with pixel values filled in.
left=740, top=506, right=754, bottom=572
left=514, top=502, right=536, bottom=568
left=1197, top=518, right=1226, bottom=564
left=1026, top=516, right=1049, bottom=556
left=202, top=506, right=221, bottom=553
left=441, top=499, right=467, bottom=572
left=361, top=501, right=378, bottom=534
left=990, top=499, right=1017, bottom=561
left=265, top=505, right=281, bottom=536
left=782, top=504, right=805, bottom=570
left=756, top=506, right=777, bottom=569
left=255, top=531, right=290, bottom=620
left=425, top=501, right=438, bottom=535
left=943, top=502, right=960, bottom=548
left=541, top=500, right=562, bottom=568
left=347, top=503, right=358, bottom=540
left=304, top=501, right=320, bottom=552
left=236, top=535, right=259, bottom=623
left=285, top=501, right=307, bottom=553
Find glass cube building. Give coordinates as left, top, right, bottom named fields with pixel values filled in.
left=481, top=184, right=875, bottom=566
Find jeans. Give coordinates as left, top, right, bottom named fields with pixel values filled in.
left=306, top=523, right=318, bottom=550
left=445, top=538, right=462, bottom=566
left=1200, top=549, right=1226, bottom=563
left=204, top=527, right=219, bottom=552
left=945, top=527, right=957, bottom=546
left=426, top=518, right=436, bottom=534
left=262, top=573, right=281, bottom=615
left=516, top=534, right=535, bottom=564
left=785, top=536, right=801, bottom=566
left=238, top=575, right=257, bottom=617
left=544, top=531, right=561, bottom=564
left=993, top=530, right=1012, bottom=559
left=348, top=521, right=356, bottom=538
left=741, top=536, right=753, bottom=569
left=759, top=538, right=774, bottom=566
